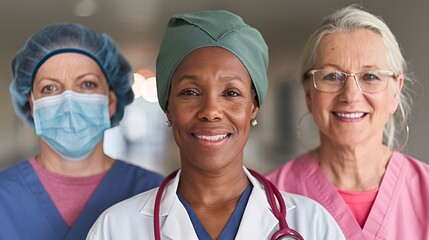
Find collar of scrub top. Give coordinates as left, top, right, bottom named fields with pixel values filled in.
left=177, top=184, right=253, bottom=239
left=140, top=167, right=299, bottom=240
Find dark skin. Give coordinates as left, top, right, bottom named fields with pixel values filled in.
left=166, top=47, right=259, bottom=239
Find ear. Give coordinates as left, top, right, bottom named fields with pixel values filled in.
left=251, top=98, right=260, bottom=120
left=165, top=107, right=170, bottom=121
left=390, top=74, right=404, bottom=114
left=303, top=80, right=313, bottom=113
left=108, top=90, right=118, bottom=118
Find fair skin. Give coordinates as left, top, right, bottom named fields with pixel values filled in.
left=166, top=47, right=259, bottom=239
left=29, top=52, right=117, bottom=177
left=304, top=29, right=404, bottom=191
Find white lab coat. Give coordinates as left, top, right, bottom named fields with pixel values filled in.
left=87, top=168, right=345, bottom=240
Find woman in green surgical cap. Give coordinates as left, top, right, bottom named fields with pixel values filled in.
left=87, top=10, right=345, bottom=240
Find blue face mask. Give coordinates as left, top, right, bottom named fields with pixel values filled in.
left=32, top=90, right=111, bottom=161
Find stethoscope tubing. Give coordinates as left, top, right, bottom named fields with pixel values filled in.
left=247, top=169, right=303, bottom=240
left=153, top=170, right=178, bottom=240
left=153, top=169, right=303, bottom=240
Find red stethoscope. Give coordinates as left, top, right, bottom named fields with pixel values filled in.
left=153, top=169, right=304, bottom=240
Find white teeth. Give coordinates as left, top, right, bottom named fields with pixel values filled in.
left=335, top=112, right=364, bottom=118
left=196, top=134, right=228, bottom=141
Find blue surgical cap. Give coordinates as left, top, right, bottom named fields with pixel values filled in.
left=156, top=10, right=269, bottom=110
left=10, top=22, right=134, bottom=127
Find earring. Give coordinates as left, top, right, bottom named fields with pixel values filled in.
left=251, top=119, right=258, bottom=127
left=165, top=120, right=171, bottom=127
left=386, top=111, right=409, bottom=151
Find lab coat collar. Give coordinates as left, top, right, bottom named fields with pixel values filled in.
left=140, top=170, right=199, bottom=239
left=140, top=170, right=181, bottom=216
left=139, top=167, right=297, bottom=240
left=236, top=167, right=296, bottom=239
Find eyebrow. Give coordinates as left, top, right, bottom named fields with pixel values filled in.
left=77, top=73, right=103, bottom=81
left=34, top=77, right=59, bottom=85
left=175, top=75, right=198, bottom=82
left=175, top=75, right=244, bottom=83
left=320, top=64, right=382, bottom=71
left=222, top=76, right=244, bottom=83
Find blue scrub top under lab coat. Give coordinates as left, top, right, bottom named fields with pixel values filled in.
left=178, top=184, right=253, bottom=239
left=0, top=159, right=163, bottom=240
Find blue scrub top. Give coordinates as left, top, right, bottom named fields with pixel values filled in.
left=177, top=184, right=253, bottom=240
left=0, top=159, right=163, bottom=240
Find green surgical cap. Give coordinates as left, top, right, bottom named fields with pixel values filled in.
left=156, top=10, right=269, bottom=110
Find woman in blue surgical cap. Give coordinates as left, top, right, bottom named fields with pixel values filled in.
left=0, top=22, right=163, bottom=240
left=87, top=10, right=345, bottom=240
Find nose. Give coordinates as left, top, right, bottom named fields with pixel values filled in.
left=338, top=75, right=363, bottom=103
left=197, top=93, right=223, bottom=122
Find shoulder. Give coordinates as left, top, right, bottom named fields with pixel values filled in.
left=0, top=160, right=27, bottom=187
left=265, top=152, right=314, bottom=182
left=282, top=192, right=346, bottom=239
left=394, top=152, right=429, bottom=177
left=401, top=153, right=429, bottom=169
left=114, top=160, right=163, bottom=178
left=113, top=160, right=164, bottom=185
left=88, top=188, right=157, bottom=239
left=284, top=191, right=327, bottom=213
left=97, top=187, right=157, bottom=220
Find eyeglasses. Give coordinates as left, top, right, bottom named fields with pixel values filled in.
left=308, top=69, right=395, bottom=93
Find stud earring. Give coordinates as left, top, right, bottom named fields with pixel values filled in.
left=251, top=119, right=258, bottom=127
left=166, top=120, right=172, bottom=127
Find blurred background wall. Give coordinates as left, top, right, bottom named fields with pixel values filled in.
left=1, top=0, right=428, bottom=175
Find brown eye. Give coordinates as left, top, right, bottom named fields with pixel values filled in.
left=223, top=90, right=240, bottom=97
left=179, top=89, right=199, bottom=96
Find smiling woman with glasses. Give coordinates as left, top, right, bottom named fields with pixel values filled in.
left=266, top=5, right=429, bottom=240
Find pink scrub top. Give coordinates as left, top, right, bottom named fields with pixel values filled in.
left=265, top=151, right=429, bottom=239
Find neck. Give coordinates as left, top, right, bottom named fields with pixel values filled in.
left=314, top=141, right=392, bottom=191
left=177, top=165, right=250, bottom=239
left=37, top=140, right=114, bottom=177
left=177, top=165, right=249, bottom=207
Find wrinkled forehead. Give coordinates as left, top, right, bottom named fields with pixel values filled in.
left=315, top=29, right=390, bottom=71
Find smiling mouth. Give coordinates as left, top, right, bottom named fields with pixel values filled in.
left=195, top=134, right=229, bottom=141
left=334, top=112, right=366, bottom=119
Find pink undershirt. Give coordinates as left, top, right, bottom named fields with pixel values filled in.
left=29, top=158, right=107, bottom=228
left=337, top=187, right=379, bottom=228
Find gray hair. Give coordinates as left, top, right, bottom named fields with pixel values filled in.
left=300, top=5, right=415, bottom=150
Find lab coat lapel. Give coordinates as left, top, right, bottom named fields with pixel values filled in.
left=161, top=197, right=199, bottom=240
left=140, top=170, right=199, bottom=240
left=235, top=168, right=280, bottom=239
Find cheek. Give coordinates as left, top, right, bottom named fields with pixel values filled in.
left=309, top=93, right=334, bottom=128
left=375, top=90, right=397, bottom=114
left=230, top=103, right=253, bottom=120
left=310, top=92, right=330, bottom=114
